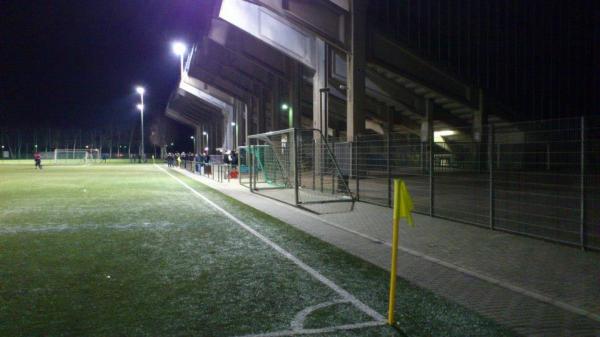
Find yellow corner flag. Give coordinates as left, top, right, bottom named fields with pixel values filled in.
left=393, top=179, right=414, bottom=226
left=388, top=179, right=414, bottom=326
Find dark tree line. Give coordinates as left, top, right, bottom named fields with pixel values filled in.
left=0, top=116, right=178, bottom=159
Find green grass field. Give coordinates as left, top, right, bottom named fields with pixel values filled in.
left=0, top=163, right=515, bottom=337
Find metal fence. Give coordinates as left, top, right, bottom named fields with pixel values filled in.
left=179, top=155, right=237, bottom=183
left=347, top=117, right=599, bottom=250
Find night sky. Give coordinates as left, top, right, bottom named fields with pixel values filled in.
left=0, top=1, right=210, bottom=131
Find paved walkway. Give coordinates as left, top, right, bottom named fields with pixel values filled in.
left=175, top=168, right=600, bottom=337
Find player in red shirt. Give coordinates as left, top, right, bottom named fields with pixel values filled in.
left=34, top=151, right=42, bottom=169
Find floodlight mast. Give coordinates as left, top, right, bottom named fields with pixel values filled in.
left=135, top=86, right=145, bottom=161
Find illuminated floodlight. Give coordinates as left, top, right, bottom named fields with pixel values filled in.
left=172, top=41, right=187, bottom=56
left=190, top=136, right=195, bottom=140
left=281, top=103, right=289, bottom=111
left=434, top=130, right=456, bottom=143
left=135, top=86, right=145, bottom=95
left=136, top=104, right=144, bottom=111
left=231, top=122, right=236, bottom=126
left=434, top=130, right=456, bottom=137
left=202, top=131, right=207, bottom=136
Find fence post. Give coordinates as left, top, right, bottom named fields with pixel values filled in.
left=580, top=116, right=586, bottom=250
left=387, top=106, right=393, bottom=208
left=354, top=139, right=360, bottom=200
left=488, top=124, right=495, bottom=230
left=249, top=144, right=254, bottom=191
left=293, top=128, right=300, bottom=206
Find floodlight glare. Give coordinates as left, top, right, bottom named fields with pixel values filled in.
left=202, top=131, right=207, bottom=135
left=172, top=41, right=187, bottom=56
left=136, top=104, right=144, bottom=111
left=231, top=122, right=236, bottom=126
left=190, top=136, right=195, bottom=140
left=136, top=86, right=145, bottom=95
left=281, top=103, right=289, bottom=110
left=434, top=130, right=456, bottom=137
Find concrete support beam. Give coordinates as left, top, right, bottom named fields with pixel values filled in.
left=257, top=85, right=265, bottom=133
left=271, top=78, right=281, bottom=130
left=346, top=0, right=367, bottom=141
left=289, top=61, right=303, bottom=128
left=194, top=126, right=203, bottom=154
left=473, top=89, right=487, bottom=142
left=313, top=38, right=328, bottom=135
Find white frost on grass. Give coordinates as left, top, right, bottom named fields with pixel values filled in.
left=0, top=221, right=180, bottom=234
left=158, top=165, right=385, bottom=323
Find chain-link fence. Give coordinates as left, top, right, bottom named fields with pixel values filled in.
left=347, top=117, right=599, bottom=250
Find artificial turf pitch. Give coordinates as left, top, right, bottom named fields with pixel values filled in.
left=0, top=162, right=515, bottom=337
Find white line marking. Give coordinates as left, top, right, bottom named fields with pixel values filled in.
left=290, top=299, right=349, bottom=331
left=234, top=321, right=386, bottom=337
left=176, top=167, right=600, bottom=324
left=156, top=165, right=385, bottom=322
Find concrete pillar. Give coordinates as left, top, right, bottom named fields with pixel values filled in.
left=258, top=86, right=266, bottom=133
left=195, top=126, right=203, bottom=154
left=475, top=89, right=488, bottom=172
left=313, top=38, right=328, bottom=135
left=271, top=78, right=281, bottom=131
left=289, top=61, right=302, bottom=128
left=422, top=99, right=434, bottom=215
left=346, top=0, right=367, bottom=142
left=473, top=89, right=487, bottom=142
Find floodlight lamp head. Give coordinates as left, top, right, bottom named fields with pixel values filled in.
left=136, top=104, right=144, bottom=111
left=231, top=122, right=236, bottom=126
left=136, top=86, right=145, bottom=95
left=202, top=131, right=207, bottom=135
left=281, top=103, right=289, bottom=111
left=172, top=41, right=187, bottom=56
left=190, top=136, right=194, bottom=140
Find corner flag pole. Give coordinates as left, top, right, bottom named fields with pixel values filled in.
left=388, top=179, right=414, bottom=326
left=387, top=179, right=401, bottom=325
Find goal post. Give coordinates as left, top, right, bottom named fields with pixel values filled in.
left=53, top=149, right=100, bottom=165
left=246, top=128, right=354, bottom=211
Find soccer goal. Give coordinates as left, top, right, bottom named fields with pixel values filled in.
left=54, top=149, right=100, bottom=165
left=245, top=128, right=354, bottom=211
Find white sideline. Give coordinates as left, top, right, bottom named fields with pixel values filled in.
left=155, top=165, right=385, bottom=323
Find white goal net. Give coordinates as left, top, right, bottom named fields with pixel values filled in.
left=54, top=149, right=100, bottom=164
